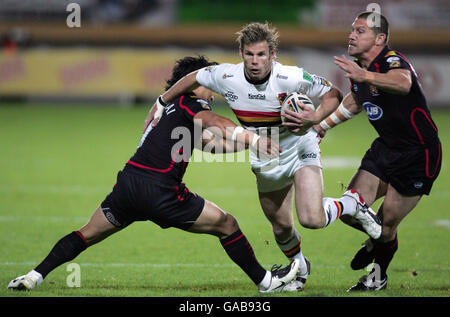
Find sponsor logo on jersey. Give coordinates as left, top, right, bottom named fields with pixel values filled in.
left=363, top=102, right=383, bottom=120
left=301, top=152, right=317, bottom=159
left=224, top=90, right=238, bottom=102
left=303, top=71, right=313, bottom=83
left=276, top=73, right=288, bottom=80
left=315, top=76, right=331, bottom=87
left=222, top=73, right=234, bottom=79
left=248, top=93, right=266, bottom=100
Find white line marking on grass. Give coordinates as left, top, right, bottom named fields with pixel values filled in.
left=0, top=216, right=88, bottom=223
left=322, top=156, right=360, bottom=169
left=0, top=184, right=109, bottom=194
left=2, top=262, right=448, bottom=271
left=434, top=219, right=450, bottom=229
left=0, top=261, right=338, bottom=269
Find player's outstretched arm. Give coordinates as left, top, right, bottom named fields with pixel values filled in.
left=315, top=92, right=362, bottom=136
left=197, top=128, right=248, bottom=154
left=143, top=71, right=201, bottom=131
left=194, top=110, right=281, bottom=158
left=334, top=55, right=412, bottom=95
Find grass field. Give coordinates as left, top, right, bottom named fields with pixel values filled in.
left=0, top=104, right=449, bottom=298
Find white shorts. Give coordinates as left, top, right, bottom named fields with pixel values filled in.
left=250, top=129, right=322, bottom=193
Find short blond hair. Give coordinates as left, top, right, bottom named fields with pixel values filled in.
left=236, top=22, right=279, bottom=53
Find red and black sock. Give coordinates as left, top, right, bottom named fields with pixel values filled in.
left=34, top=231, right=87, bottom=278
left=220, top=229, right=266, bottom=285
left=374, top=235, right=398, bottom=279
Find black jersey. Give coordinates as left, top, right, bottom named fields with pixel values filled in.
left=126, top=94, right=211, bottom=184
left=350, top=46, right=440, bottom=150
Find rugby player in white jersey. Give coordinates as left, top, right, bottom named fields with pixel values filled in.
left=144, top=22, right=381, bottom=291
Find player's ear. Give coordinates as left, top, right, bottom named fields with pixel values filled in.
left=239, top=48, right=244, bottom=59
left=270, top=49, right=276, bottom=59
left=375, top=33, right=387, bottom=46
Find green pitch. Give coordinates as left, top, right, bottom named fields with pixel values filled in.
left=0, top=104, right=448, bottom=297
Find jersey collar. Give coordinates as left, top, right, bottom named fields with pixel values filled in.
left=243, top=64, right=272, bottom=86
left=354, top=45, right=390, bottom=69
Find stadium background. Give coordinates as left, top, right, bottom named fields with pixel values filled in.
left=1, top=0, right=449, bottom=298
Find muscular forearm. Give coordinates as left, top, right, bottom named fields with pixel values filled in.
left=319, top=92, right=361, bottom=131
left=161, top=71, right=200, bottom=103
left=201, top=130, right=247, bottom=153
left=364, top=70, right=411, bottom=95
left=315, top=87, right=343, bottom=123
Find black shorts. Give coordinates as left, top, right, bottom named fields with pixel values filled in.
left=100, top=170, right=205, bottom=230
left=360, top=138, right=442, bottom=196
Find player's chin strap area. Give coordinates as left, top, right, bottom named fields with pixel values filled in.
left=319, top=103, right=356, bottom=131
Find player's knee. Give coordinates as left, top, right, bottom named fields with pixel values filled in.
left=298, top=210, right=324, bottom=229
left=217, top=212, right=239, bottom=236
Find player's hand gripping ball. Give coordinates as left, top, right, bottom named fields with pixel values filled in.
left=281, top=92, right=315, bottom=135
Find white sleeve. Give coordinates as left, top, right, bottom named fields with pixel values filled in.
left=195, top=64, right=222, bottom=93
left=297, top=68, right=333, bottom=99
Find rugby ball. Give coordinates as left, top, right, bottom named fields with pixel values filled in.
left=281, top=92, right=315, bottom=135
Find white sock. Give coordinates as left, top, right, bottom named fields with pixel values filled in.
left=322, top=196, right=357, bottom=227
left=340, top=195, right=358, bottom=216
left=291, top=251, right=308, bottom=277
left=28, top=269, right=43, bottom=286
left=258, top=271, right=272, bottom=290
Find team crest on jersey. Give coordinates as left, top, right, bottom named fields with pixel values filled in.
left=222, top=73, right=234, bottom=79
left=363, top=102, right=383, bottom=120
left=277, top=92, right=287, bottom=105
left=387, top=56, right=400, bottom=68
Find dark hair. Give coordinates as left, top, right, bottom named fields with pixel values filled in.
left=357, top=11, right=389, bottom=43
left=165, top=55, right=218, bottom=91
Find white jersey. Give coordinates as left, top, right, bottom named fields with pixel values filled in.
left=196, top=61, right=333, bottom=152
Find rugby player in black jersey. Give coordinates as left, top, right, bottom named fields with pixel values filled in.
left=309, top=12, right=441, bottom=291
left=8, top=56, right=300, bottom=293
